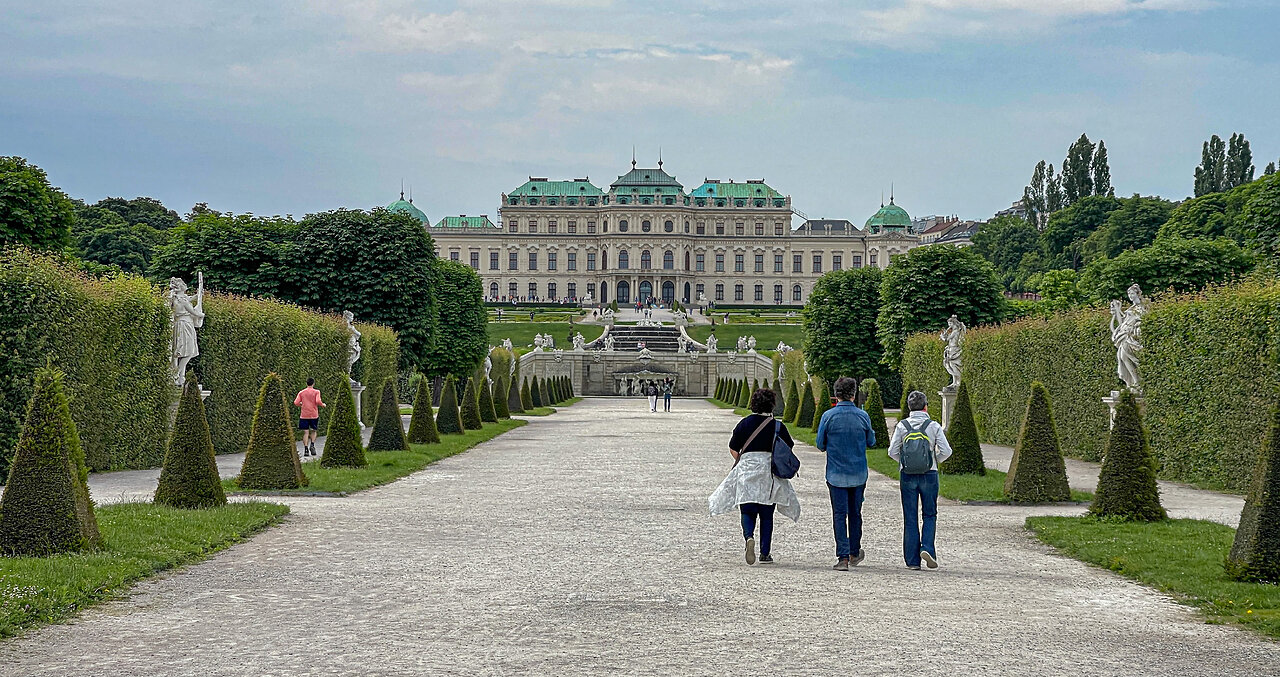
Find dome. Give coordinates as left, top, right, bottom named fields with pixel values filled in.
left=864, top=198, right=910, bottom=231
left=386, top=193, right=429, bottom=224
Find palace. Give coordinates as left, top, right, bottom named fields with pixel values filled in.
left=389, top=159, right=919, bottom=306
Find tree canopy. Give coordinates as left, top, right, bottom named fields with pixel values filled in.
left=422, top=260, right=488, bottom=378
left=1082, top=236, right=1255, bottom=302
left=802, top=266, right=883, bottom=383
left=0, top=157, right=75, bottom=251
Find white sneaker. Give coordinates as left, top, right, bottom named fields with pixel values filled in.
left=745, top=538, right=756, bottom=565
left=920, top=550, right=938, bottom=568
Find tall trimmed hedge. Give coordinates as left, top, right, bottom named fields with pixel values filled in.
left=811, top=381, right=830, bottom=433
left=783, top=380, right=799, bottom=422
left=902, top=280, right=1280, bottom=489
left=772, top=378, right=785, bottom=417
left=520, top=377, right=532, bottom=411
left=479, top=377, right=499, bottom=422
left=1091, top=390, right=1166, bottom=521
left=0, top=248, right=170, bottom=474
left=460, top=376, right=483, bottom=429
left=493, top=376, right=511, bottom=419
left=531, top=377, right=544, bottom=408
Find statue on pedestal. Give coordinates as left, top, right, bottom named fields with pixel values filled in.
left=677, top=335, right=688, bottom=353
left=343, top=311, right=362, bottom=378
left=940, top=315, right=965, bottom=391
left=533, top=334, right=545, bottom=351
left=168, top=273, right=205, bottom=387
left=776, top=341, right=792, bottom=354
left=601, top=308, right=616, bottom=325
left=747, top=336, right=757, bottom=353
left=572, top=332, right=586, bottom=351
left=736, top=336, right=748, bottom=352
left=1111, top=283, right=1147, bottom=392
left=706, top=334, right=718, bottom=353
left=545, top=334, right=555, bottom=349
left=604, top=335, right=615, bottom=351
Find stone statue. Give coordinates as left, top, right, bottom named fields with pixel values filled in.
left=706, top=334, right=718, bottom=353
left=776, top=341, right=792, bottom=354
left=604, top=334, right=615, bottom=351
left=940, top=315, right=966, bottom=391
left=572, top=332, right=586, bottom=351
left=747, top=336, right=757, bottom=353
left=545, top=334, right=555, bottom=349
left=483, top=355, right=492, bottom=382
left=736, top=336, right=748, bottom=352
left=698, top=292, right=707, bottom=304
left=602, top=308, right=616, bottom=325
left=502, top=337, right=514, bottom=353
left=533, top=333, right=545, bottom=351
left=343, top=310, right=362, bottom=378
left=167, top=273, right=205, bottom=387
left=1111, top=283, right=1147, bottom=392
left=677, top=335, right=688, bottom=353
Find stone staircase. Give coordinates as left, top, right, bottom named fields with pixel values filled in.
left=605, top=325, right=681, bottom=352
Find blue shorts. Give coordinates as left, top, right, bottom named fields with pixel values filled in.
left=298, top=418, right=319, bottom=430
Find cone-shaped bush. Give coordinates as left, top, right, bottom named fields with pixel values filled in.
left=493, top=376, right=511, bottom=419
left=717, top=378, right=725, bottom=402
left=783, top=380, right=799, bottom=422
left=939, top=382, right=984, bottom=475
left=436, top=376, right=464, bottom=435
left=0, top=366, right=102, bottom=556
left=797, top=381, right=816, bottom=428
left=737, top=379, right=750, bottom=409
left=407, top=376, right=440, bottom=444
left=479, top=377, right=499, bottom=423
left=566, top=376, right=574, bottom=398
left=237, top=372, right=307, bottom=490
left=367, top=378, right=410, bottom=451
left=549, top=376, right=562, bottom=405
left=718, top=378, right=727, bottom=402
left=321, top=378, right=367, bottom=467
left=752, top=379, right=760, bottom=398
left=863, top=379, right=890, bottom=448
left=899, top=381, right=916, bottom=423
left=1091, top=390, right=1166, bottom=521
left=1227, top=406, right=1280, bottom=582
left=460, top=376, right=484, bottom=430
left=811, top=382, right=830, bottom=433
left=532, top=377, right=544, bottom=408
left=155, top=374, right=228, bottom=508
left=520, top=377, right=533, bottom=411
left=1004, top=382, right=1070, bottom=503
left=507, top=373, right=525, bottom=414
left=772, top=379, right=785, bottom=417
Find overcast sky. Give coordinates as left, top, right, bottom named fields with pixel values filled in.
left=3, top=0, right=1277, bottom=225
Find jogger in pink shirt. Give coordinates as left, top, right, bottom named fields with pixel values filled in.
left=294, top=378, right=326, bottom=457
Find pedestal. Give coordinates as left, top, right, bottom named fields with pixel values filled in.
left=200, top=385, right=211, bottom=401
left=938, top=388, right=957, bottom=430
left=1101, top=390, right=1143, bottom=430
left=350, top=379, right=367, bottom=429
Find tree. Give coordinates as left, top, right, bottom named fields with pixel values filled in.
left=1225, top=132, right=1255, bottom=190
left=1081, top=236, right=1254, bottom=303
left=78, top=222, right=164, bottom=274
left=478, top=376, right=498, bottom=423
left=1022, top=160, right=1048, bottom=227
left=368, top=378, right=409, bottom=451
left=862, top=379, right=890, bottom=448
left=407, top=376, right=440, bottom=444
left=320, top=378, right=367, bottom=467
left=1090, top=390, right=1166, bottom=521
left=155, top=373, right=228, bottom=507
left=1091, top=140, right=1112, bottom=197
left=237, top=373, right=307, bottom=490
left=1042, top=194, right=1122, bottom=268
left=94, top=196, right=181, bottom=230
left=520, top=376, right=533, bottom=411
left=436, top=376, right=464, bottom=434
left=460, top=376, right=484, bottom=429
left=802, top=267, right=883, bottom=383
left=939, top=382, right=984, bottom=475
left=0, top=365, right=101, bottom=555
left=1239, top=171, right=1280, bottom=257
left=421, top=260, right=488, bottom=378
left=783, top=380, right=799, bottom=423
left=1195, top=134, right=1227, bottom=197
left=1045, top=164, right=1064, bottom=214
left=493, top=375, right=511, bottom=419
left=1004, top=382, right=1071, bottom=503
left=150, top=211, right=299, bottom=297
left=0, top=156, right=76, bottom=251
left=531, top=376, right=544, bottom=408
left=970, top=215, right=1040, bottom=289
left=1084, top=194, right=1174, bottom=260
left=771, top=378, right=785, bottom=417
left=796, top=381, right=816, bottom=428
left=1226, top=406, right=1280, bottom=583
left=876, top=245, right=1006, bottom=368
left=1266, top=162, right=1276, bottom=177
left=1061, top=134, right=1096, bottom=205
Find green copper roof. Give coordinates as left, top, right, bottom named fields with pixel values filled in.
left=508, top=178, right=603, bottom=197
left=864, top=199, right=910, bottom=229
left=689, top=180, right=782, bottom=199
left=433, top=215, right=498, bottom=229
left=610, top=167, right=683, bottom=191
left=386, top=195, right=429, bottom=224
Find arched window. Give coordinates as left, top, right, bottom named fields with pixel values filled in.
left=642, top=220, right=652, bottom=232
left=489, top=282, right=498, bottom=298
left=640, top=250, right=652, bottom=269
left=793, top=284, right=803, bottom=302
left=684, top=251, right=691, bottom=270
left=774, top=284, right=783, bottom=303
left=602, top=250, right=608, bottom=269
left=664, top=220, right=674, bottom=233
left=618, top=219, right=629, bottom=232
left=619, top=250, right=630, bottom=270
left=663, top=251, right=674, bottom=269
left=734, top=284, right=744, bottom=301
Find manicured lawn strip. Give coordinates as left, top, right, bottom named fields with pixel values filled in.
left=686, top=324, right=803, bottom=351
left=518, top=397, right=582, bottom=417
left=227, top=419, right=527, bottom=495
left=0, top=501, right=288, bottom=638
left=1027, top=516, right=1280, bottom=639
left=486, top=322, right=603, bottom=349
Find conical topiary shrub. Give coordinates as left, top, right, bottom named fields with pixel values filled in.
left=155, top=373, right=227, bottom=508
left=1004, top=382, right=1070, bottom=503
left=939, top=382, right=984, bottom=475
left=493, top=376, right=511, bottom=419
left=532, top=377, right=544, bottom=408
left=1227, top=405, right=1280, bottom=583
left=368, top=378, right=409, bottom=451
left=863, top=379, right=890, bottom=448
left=407, top=376, right=440, bottom=444
left=737, top=379, right=750, bottom=409
left=321, top=378, right=367, bottom=466
left=899, top=381, right=916, bottom=423
left=772, top=379, right=785, bottom=417
left=436, top=375, right=464, bottom=435
left=549, top=376, right=561, bottom=405
left=507, top=373, right=525, bottom=414
left=520, top=377, right=533, bottom=411
left=460, top=376, right=484, bottom=429
left=566, top=376, right=574, bottom=398
left=811, top=381, right=831, bottom=432
left=783, top=380, right=799, bottom=422
left=752, top=379, right=760, bottom=400
left=797, top=381, right=816, bottom=428
left=237, top=372, right=307, bottom=490
left=718, top=378, right=726, bottom=402
left=479, top=377, right=499, bottom=423
left=0, top=365, right=102, bottom=556
left=1091, top=390, right=1166, bottom=521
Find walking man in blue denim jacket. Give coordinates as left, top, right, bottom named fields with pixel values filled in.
left=888, top=391, right=953, bottom=570
left=815, top=377, right=876, bottom=571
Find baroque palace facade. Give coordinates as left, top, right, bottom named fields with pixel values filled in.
left=390, top=160, right=919, bottom=306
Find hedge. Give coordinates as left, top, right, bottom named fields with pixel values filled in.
left=0, top=248, right=170, bottom=473
left=901, top=279, right=1280, bottom=490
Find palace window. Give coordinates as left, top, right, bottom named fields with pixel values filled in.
left=664, top=251, right=674, bottom=270
left=716, top=222, right=725, bottom=235
left=618, top=250, right=630, bottom=269
left=568, top=220, right=577, bottom=234
left=587, top=221, right=597, bottom=234
left=696, top=198, right=706, bottom=207
left=715, top=283, right=725, bottom=301
left=775, top=223, right=784, bottom=235
left=734, top=284, right=744, bottom=301
left=716, top=199, right=726, bottom=207
left=470, top=252, right=479, bottom=270
left=509, top=252, right=518, bottom=270
left=755, top=223, right=764, bottom=236
left=734, top=254, right=744, bottom=272
left=490, top=282, right=498, bottom=298
left=528, top=221, right=537, bottom=233
left=642, top=220, right=652, bottom=233
left=529, top=282, right=538, bottom=298
left=774, top=284, right=783, bottom=303
left=548, top=252, right=557, bottom=271
left=548, top=282, right=557, bottom=299
left=852, top=255, right=862, bottom=268
left=567, top=252, right=577, bottom=271
left=754, top=254, right=764, bottom=273
left=832, top=254, right=842, bottom=271
left=697, top=221, right=706, bottom=235
left=696, top=283, right=705, bottom=299
left=735, top=199, right=745, bottom=207
left=754, top=284, right=764, bottom=302
left=792, top=254, right=803, bottom=273
left=754, top=199, right=765, bottom=207
left=664, top=220, right=674, bottom=233
left=450, top=252, right=459, bottom=261
left=696, top=254, right=705, bottom=271
left=528, top=198, right=539, bottom=206
left=601, top=250, right=608, bottom=269
left=508, top=220, right=518, bottom=233
left=567, top=282, right=576, bottom=298
left=774, top=254, right=783, bottom=273
left=870, top=253, right=878, bottom=266
left=528, top=252, right=538, bottom=270
left=548, top=219, right=557, bottom=234
left=567, top=197, right=577, bottom=206
left=735, top=222, right=744, bottom=236
left=664, top=197, right=674, bottom=205
left=587, top=252, right=597, bottom=270
left=619, top=197, right=629, bottom=205
left=684, top=251, right=690, bottom=270
left=715, top=254, right=724, bottom=272
left=588, top=198, right=598, bottom=206
left=793, top=284, right=802, bottom=301
left=509, top=281, right=518, bottom=298
left=548, top=198, right=558, bottom=206
left=641, top=250, right=652, bottom=269
left=490, top=252, right=499, bottom=270
left=619, top=220, right=629, bottom=232
left=684, top=221, right=690, bottom=233
left=812, top=254, right=822, bottom=273
left=587, top=282, right=596, bottom=299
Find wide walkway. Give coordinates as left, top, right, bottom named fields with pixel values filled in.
left=3, top=399, right=1276, bottom=675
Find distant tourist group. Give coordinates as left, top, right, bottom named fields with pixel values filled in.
left=710, top=380, right=953, bottom=570
left=640, top=378, right=675, bottom=413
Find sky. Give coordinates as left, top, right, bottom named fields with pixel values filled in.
left=3, top=0, right=1278, bottom=225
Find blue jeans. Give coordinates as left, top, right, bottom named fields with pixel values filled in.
left=828, top=483, right=866, bottom=559
left=663, top=393, right=672, bottom=411
left=740, top=503, right=775, bottom=556
left=900, top=471, right=939, bottom=566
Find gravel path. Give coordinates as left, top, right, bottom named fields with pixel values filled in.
left=2, top=399, right=1275, bottom=676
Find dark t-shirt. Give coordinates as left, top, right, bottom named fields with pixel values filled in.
left=729, top=414, right=794, bottom=453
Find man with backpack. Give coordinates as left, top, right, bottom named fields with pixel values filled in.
left=814, top=377, right=876, bottom=571
left=888, top=390, right=953, bottom=570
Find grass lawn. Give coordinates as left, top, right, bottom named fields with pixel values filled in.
left=686, top=324, right=802, bottom=352
left=706, top=398, right=1090, bottom=503
left=518, top=397, right=582, bottom=417
left=1027, top=516, right=1280, bottom=639
left=227, top=419, right=526, bottom=495
left=0, top=501, right=288, bottom=638
left=486, top=322, right=604, bottom=349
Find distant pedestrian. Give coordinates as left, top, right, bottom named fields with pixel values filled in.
left=815, top=377, right=876, bottom=571
left=662, top=379, right=673, bottom=412
left=888, top=391, right=953, bottom=570
left=293, top=377, right=326, bottom=457
left=645, top=380, right=659, bottom=412
left=529, top=311, right=535, bottom=321
left=709, top=388, right=800, bottom=565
